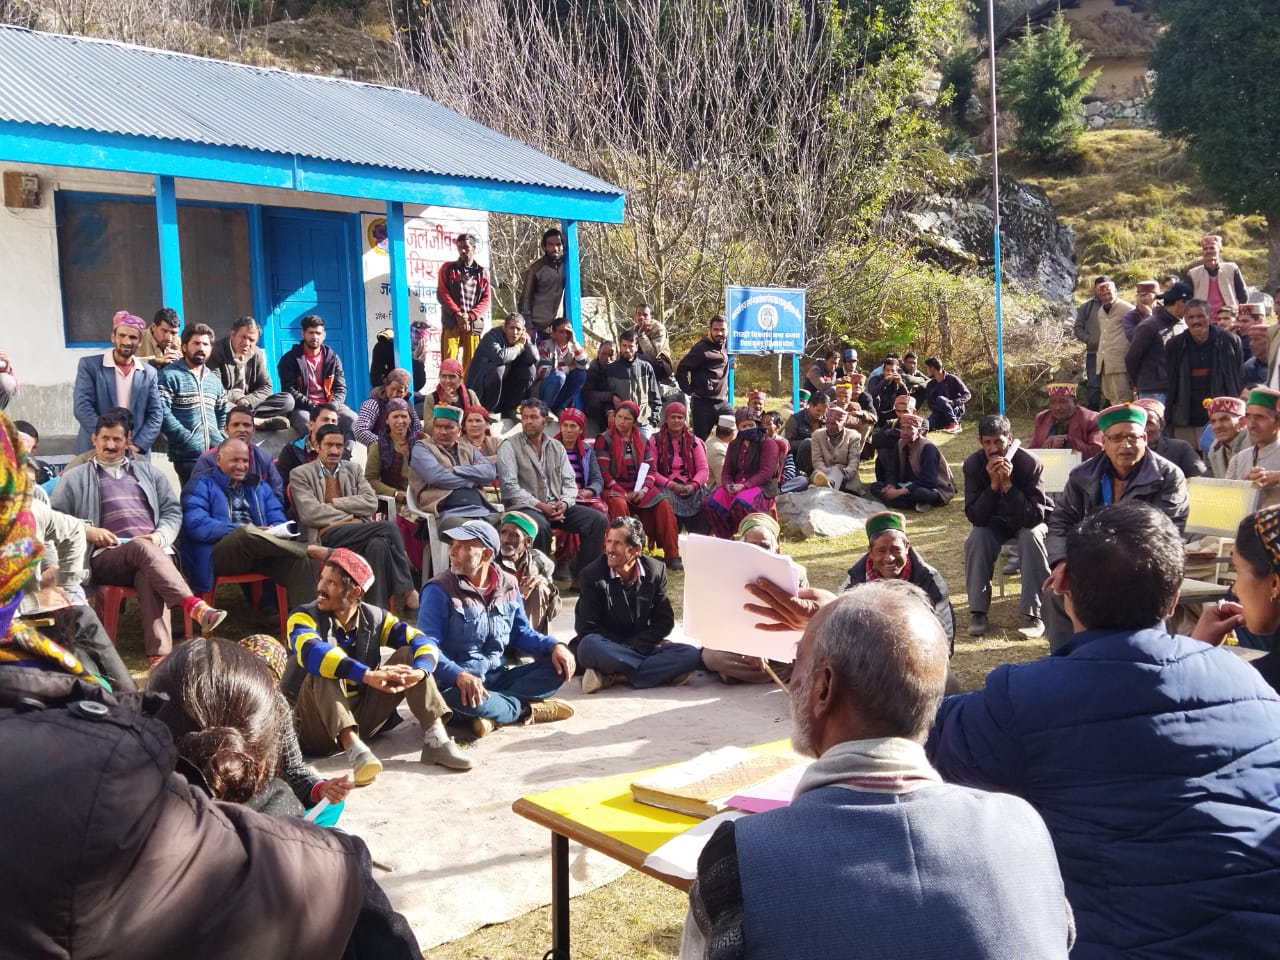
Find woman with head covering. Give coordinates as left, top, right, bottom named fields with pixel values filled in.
left=1192, top=506, right=1280, bottom=691
left=595, top=400, right=683, bottom=569
left=703, top=407, right=781, bottom=539
left=422, top=358, right=481, bottom=429
left=702, top=512, right=799, bottom=684
left=653, top=400, right=709, bottom=534
left=841, top=511, right=956, bottom=650
left=364, top=397, right=426, bottom=576
left=463, top=404, right=501, bottom=462
left=354, top=367, right=422, bottom=446
left=557, top=408, right=606, bottom=513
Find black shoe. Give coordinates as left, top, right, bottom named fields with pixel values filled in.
left=667, top=556, right=684, bottom=571
left=967, top=613, right=988, bottom=637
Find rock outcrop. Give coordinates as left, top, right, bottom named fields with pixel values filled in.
left=775, top=487, right=881, bottom=539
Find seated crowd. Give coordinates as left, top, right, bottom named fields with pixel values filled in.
left=7, top=231, right=1280, bottom=957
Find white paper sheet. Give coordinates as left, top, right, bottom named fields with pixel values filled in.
left=265, top=520, right=299, bottom=539
left=681, top=534, right=803, bottom=662
left=642, top=810, right=746, bottom=881
left=634, top=462, right=650, bottom=492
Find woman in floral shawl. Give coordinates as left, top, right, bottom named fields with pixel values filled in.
left=594, top=401, right=683, bottom=569
left=652, top=399, right=709, bottom=535
left=704, top=407, right=780, bottom=539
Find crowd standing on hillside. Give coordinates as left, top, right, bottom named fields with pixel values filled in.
left=4, top=229, right=1280, bottom=957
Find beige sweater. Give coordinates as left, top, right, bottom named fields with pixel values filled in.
left=811, top=427, right=862, bottom=472
left=290, top=459, right=378, bottom=543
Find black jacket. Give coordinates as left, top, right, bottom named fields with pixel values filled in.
left=845, top=547, right=955, bottom=649
left=962, top=446, right=1052, bottom=536
left=1164, top=325, right=1243, bottom=429
left=277, top=343, right=347, bottom=412
left=571, top=555, right=675, bottom=654
left=676, top=337, right=729, bottom=402
left=0, top=666, right=421, bottom=960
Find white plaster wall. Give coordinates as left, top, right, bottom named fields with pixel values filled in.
left=0, top=162, right=429, bottom=443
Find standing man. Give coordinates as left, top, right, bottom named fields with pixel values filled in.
left=517, top=227, right=566, bottom=339
left=962, top=415, right=1051, bottom=639
left=605, top=330, right=663, bottom=440
left=290, top=424, right=419, bottom=612
left=1027, top=383, right=1102, bottom=457
left=495, top=511, right=560, bottom=635
left=922, top=357, right=971, bottom=433
left=136, top=307, right=182, bottom=370
left=52, top=410, right=227, bottom=667
left=1042, top=403, right=1188, bottom=649
left=496, top=399, right=607, bottom=577
left=465, top=312, right=538, bottom=421
left=1205, top=395, right=1249, bottom=478
left=288, top=548, right=468, bottom=781
left=1093, top=277, right=1136, bottom=405
left=676, top=315, right=731, bottom=439
left=417, top=520, right=575, bottom=737
left=157, top=322, right=226, bottom=487
left=573, top=516, right=702, bottom=694
left=276, top=314, right=357, bottom=439
left=1226, top=388, right=1280, bottom=508
left=1126, top=281, right=1191, bottom=403
left=72, top=311, right=164, bottom=455
left=1188, top=234, right=1248, bottom=315
left=180, top=437, right=323, bottom=608
left=633, top=302, right=674, bottom=383
left=208, top=317, right=294, bottom=431
left=1075, top=275, right=1124, bottom=410
left=436, top=232, right=492, bottom=369
left=1164, top=299, right=1243, bottom=445
left=1122, top=279, right=1159, bottom=340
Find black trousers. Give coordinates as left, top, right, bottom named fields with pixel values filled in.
left=691, top=397, right=730, bottom=441
left=476, top=360, right=537, bottom=418
left=526, top=504, right=607, bottom=574
left=23, top=604, right=137, bottom=693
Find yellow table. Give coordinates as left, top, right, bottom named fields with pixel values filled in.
left=512, top=740, right=793, bottom=959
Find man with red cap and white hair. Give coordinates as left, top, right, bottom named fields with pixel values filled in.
left=1028, top=382, right=1103, bottom=458
left=286, top=547, right=468, bottom=782
left=1226, top=387, right=1280, bottom=508
left=1204, top=395, right=1249, bottom=478
left=1188, top=234, right=1249, bottom=315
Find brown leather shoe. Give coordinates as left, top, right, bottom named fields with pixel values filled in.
left=525, top=698, right=574, bottom=724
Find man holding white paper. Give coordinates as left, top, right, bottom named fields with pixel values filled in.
left=181, top=437, right=325, bottom=608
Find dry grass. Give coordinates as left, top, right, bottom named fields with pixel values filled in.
left=431, top=422, right=1047, bottom=960
left=1007, top=129, right=1271, bottom=298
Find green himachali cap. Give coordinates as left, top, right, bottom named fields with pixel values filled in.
left=500, top=511, right=539, bottom=541
left=1097, top=403, right=1147, bottom=432
left=864, top=511, right=907, bottom=542
left=434, top=405, right=463, bottom=422
left=1247, top=388, right=1280, bottom=411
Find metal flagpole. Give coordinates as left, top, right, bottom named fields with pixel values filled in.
left=987, top=0, right=1005, bottom=414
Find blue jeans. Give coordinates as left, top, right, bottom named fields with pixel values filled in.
left=539, top=368, right=587, bottom=414
left=439, top=658, right=566, bottom=725
left=927, top=396, right=964, bottom=430
left=577, top=634, right=704, bottom=688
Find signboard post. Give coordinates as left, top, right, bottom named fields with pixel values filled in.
left=724, top=285, right=807, bottom=410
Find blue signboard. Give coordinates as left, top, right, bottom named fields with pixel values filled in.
left=724, top=285, right=806, bottom=355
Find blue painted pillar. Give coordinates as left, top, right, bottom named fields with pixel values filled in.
left=792, top=354, right=801, bottom=411
left=386, top=201, right=413, bottom=374
left=560, top=219, right=583, bottom=341
left=154, top=175, right=184, bottom=317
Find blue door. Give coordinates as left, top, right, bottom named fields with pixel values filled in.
left=264, top=210, right=365, bottom=403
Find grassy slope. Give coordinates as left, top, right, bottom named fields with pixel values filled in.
left=1007, top=129, right=1271, bottom=298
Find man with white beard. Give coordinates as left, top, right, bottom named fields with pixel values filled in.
left=494, top=511, right=560, bottom=635
left=678, top=582, right=1073, bottom=960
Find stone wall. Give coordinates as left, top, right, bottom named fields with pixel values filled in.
left=1084, top=97, right=1154, bottom=130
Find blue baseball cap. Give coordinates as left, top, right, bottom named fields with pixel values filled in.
left=441, top=519, right=500, bottom=553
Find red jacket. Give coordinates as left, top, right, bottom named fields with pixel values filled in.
left=1028, top=406, right=1103, bottom=459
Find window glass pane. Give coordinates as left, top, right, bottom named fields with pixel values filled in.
left=179, top=206, right=253, bottom=328
left=57, top=194, right=160, bottom=344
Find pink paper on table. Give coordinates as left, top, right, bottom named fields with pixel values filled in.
left=724, top=764, right=807, bottom=813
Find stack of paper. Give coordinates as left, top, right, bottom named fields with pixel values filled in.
left=630, top=746, right=803, bottom=819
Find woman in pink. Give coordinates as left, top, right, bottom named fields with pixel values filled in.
left=652, top=400, right=709, bottom=534
left=594, top=401, right=682, bottom=569
left=704, top=407, right=780, bottom=538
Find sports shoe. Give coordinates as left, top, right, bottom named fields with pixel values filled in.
left=667, top=555, right=684, bottom=571
left=420, top=738, right=473, bottom=771
left=914, top=502, right=933, bottom=514
left=257, top=416, right=291, bottom=432
left=471, top=716, right=496, bottom=739
left=967, top=612, right=989, bottom=637
left=190, top=599, right=228, bottom=634
left=1017, top=616, right=1046, bottom=640
left=525, top=698, right=575, bottom=724
left=811, top=470, right=830, bottom=488
left=582, top=668, right=612, bottom=695
left=943, top=421, right=963, bottom=434
left=1002, top=558, right=1019, bottom=576
left=346, top=741, right=382, bottom=786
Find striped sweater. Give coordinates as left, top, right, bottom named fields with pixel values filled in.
left=287, top=600, right=439, bottom=697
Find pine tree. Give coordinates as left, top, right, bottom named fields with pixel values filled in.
left=997, top=9, right=1099, bottom=166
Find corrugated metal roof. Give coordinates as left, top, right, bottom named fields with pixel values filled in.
left=0, top=25, right=622, bottom=197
